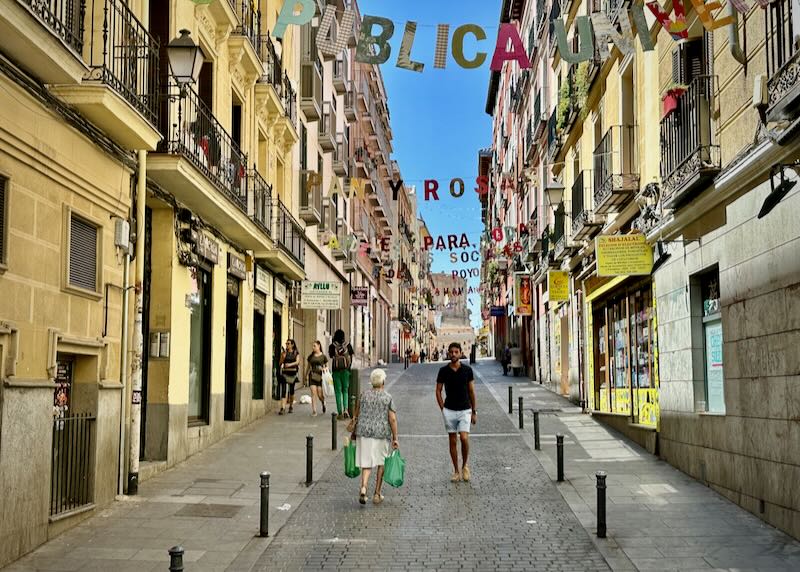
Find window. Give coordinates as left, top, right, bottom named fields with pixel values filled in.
left=0, top=175, right=6, bottom=266
left=68, top=213, right=100, bottom=292
left=692, top=266, right=724, bottom=413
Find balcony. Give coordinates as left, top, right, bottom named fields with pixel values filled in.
left=332, top=219, right=348, bottom=260
left=604, top=0, right=631, bottom=24
left=300, top=58, right=322, bottom=121
left=255, top=36, right=298, bottom=147
left=245, top=169, right=272, bottom=236
left=571, top=170, right=603, bottom=241
left=660, top=76, right=720, bottom=208
left=149, top=85, right=272, bottom=252
left=1, top=0, right=87, bottom=85
left=49, top=0, right=160, bottom=151
left=593, top=125, right=639, bottom=214
left=229, top=0, right=261, bottom=80
left=319, top=101, right=336, bottom=152
left=299, top=172, right=322, bottom=225
left=333, top=55, right=348, bottom=95
left=344, top=83, right=357, bottom=121
left=333, top=133, right=349, bottom=177
left=547, top=108, right=561, bottom=160
left=765, top=0, right=800, bottom=122
left=263, top=199, right=306, bottom=280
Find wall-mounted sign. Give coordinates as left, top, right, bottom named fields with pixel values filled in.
left=255, top=266, right=272, bottom=295
left=227, top=253, right=246, bottom=280
left=274, top=280, right=287, bottom=304
left=300, top=281, right=342, bottom=309
left=548, top=270, right=569, bottom=302
left=195, top=234, right=219, bottom=264
left=351, top=287, right=369, bottom=307
left=514, top=273, right=532, bottom=316
left=595, top=234, right=653, bottom=277
left=490, top=305, right=506, bottom=317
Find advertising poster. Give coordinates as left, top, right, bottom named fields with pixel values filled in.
left=548, top=270, right=569, bottom=302
left=300, top=281, right=342, bottom=309
left=351, top=287, right=369, bottom=307
left=595, top=234, right=653, bottom=276
left=514, top=273, right=532, bottom=316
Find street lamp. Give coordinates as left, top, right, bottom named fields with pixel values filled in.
left=544, top=180, right=564, bottom=209
left=167, top=29, right=204, bottom=91
left=758, top=162, right=799, bottom=219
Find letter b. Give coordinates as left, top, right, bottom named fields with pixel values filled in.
left=355, top=16, right=395, bottom=64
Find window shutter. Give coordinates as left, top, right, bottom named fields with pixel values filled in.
left=69, top=215, right=98, bottom=291
left=0, top=176, right=6, bottom=263
left=671, top=45, right=685, bottom=84
left=686, top=38, right=705, bottom=83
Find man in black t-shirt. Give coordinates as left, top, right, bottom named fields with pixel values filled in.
left=436, top=342, right=477, bottom=483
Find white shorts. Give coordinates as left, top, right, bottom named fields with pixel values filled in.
left=443, top=408, right=471, bottom=434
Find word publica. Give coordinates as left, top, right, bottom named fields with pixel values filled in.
left=274, top=2, right=536, bottom=72
left=555, top=0, right=770, bottom=64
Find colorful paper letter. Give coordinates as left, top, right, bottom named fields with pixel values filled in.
left=397, top=21, right=425, bottom=72
left=317, top=6, right=355, bottom=56
left=553, top=17, right=595, bottom=64
left=435, top=25, right=450, bottom=69
left=645, top=1, right=688, bottom=42
left=452, top=24, right=487, bottom=69
left=490, top=24, right=531, bottom=71
left=590, top=13, right=634, bottom=60
left=689, top=0, right=734, bottom=30
left=355, top=16, right=395, bottom=64
left=273, top=0, right=315, bottom=40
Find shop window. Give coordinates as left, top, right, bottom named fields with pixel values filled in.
left=188, top=267, right=212, bottom=424
left=0, top=175, right=7, bottom=266
left=68, top=213, right=100, bottom=293
left=692, top=266, right=724, bottom=413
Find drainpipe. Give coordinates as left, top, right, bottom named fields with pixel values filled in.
left=128, top=150, right=146, bottom=495
left=118, top=248, right=130, bottom=496
left=728, top=4, right=746, bottom=68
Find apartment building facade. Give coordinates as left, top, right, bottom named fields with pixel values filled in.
left=482, top=0, right=800, bottom=538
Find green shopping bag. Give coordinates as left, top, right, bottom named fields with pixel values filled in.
left=382, top=450, right=405, bottom=487
left=344, top=439, right=360, bottom=478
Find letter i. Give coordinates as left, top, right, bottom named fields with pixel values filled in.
left=434, top=24, right=450, bottom=69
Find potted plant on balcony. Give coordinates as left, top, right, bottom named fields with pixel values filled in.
left=662, top=83, right=688, bottom=118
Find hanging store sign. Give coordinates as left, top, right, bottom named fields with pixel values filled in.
left=490, top=305, right=506, bottom=317
left=255, top=266, right=272, bottom=295
left=195, top=235, right=219, bottom=264
left=300, top=281, right=342, bottom=310
left=595, top=235, right=654, bottom=277
left=227, top=253, right=247, bottom=280
left=514, top=273, right=532, bottom=316
left=274, top=280, right=287, bottom=304
left=351, top=287, right=369, bottom=307
left=548, top=271, right=570, bottom=302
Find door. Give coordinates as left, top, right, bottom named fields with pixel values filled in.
left=188, top=268, right=212, bottom=423
left=272, top=304, right=283, bottom=398
left=252, top=300, right=266, bottom=400
left=560, top=313, right=570, bottom=395
left=224, top=278, right=240, bottom=421
left=140, top=207, right=152, bottom=459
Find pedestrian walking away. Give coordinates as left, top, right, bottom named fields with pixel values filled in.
left=502, top=343, right=510, bottom=376
left=329, top=329, right=354, bottom=420
left=350, top=369, right=399, bottom=505
left=306, top=341, right=328, bottom=416
left=436, top=342, right=477, bottom=483
left=278, top=339, right=300, bottom=414
left=404, top=347, right=411, bottom=369
left=419, top=348, right=427, bottom=363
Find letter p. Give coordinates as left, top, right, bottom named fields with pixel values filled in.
left=273, top=0, right=316, bottom=40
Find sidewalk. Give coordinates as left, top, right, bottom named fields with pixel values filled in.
left=473, top=359, right=800, bottom=571
left=2, top=366, right=403, bottom=572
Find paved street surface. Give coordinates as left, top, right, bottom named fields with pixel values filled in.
left=4, top=360, right=800, bottom=571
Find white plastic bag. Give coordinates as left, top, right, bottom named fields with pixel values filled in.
left=322, top=368, right=334, bottom=398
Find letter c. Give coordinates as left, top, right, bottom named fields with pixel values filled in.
left=452, top=24, right=487, bottom=69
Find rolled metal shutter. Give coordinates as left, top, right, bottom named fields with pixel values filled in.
left=69, top=215, right=98, bottom=291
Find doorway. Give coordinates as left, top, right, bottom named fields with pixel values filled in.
left=188, top=268, right=212, bottom=424
left=253, top=293, right=266, bottom=400
left=140, top=206, right=152, bottom=458
left=224, top=277, right=240, bottom=421
left=272, top=303, right=283, bottom=399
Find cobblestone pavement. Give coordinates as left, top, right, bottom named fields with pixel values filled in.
left=252, top=362, right=609, bottom=571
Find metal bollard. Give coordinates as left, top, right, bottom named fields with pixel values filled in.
left=331, top=413, right=337, bottom=450
left=168, top=545, right=184, bottom=572
left=259, top=471, right=270, bottom=537
left=508, top=386, right=513, bottom=414
left=533, top=411, right=541, bottom=450
left=306, top=434, right=313, bottom=485
left=596, top=471, right=607, bottom=538
left=556, top=434, right=565, bottom=482
left=518, top=396, right=524, bottom=429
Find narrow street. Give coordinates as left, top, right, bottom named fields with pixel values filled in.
left=252, top=362, right=609, bottom=571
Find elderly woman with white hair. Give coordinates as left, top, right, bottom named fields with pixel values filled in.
left=351, top=369, right=399, bottom=505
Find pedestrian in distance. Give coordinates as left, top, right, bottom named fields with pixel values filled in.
left=306, top=340, right=328, bottom=417
left=433, top=348, right=440, bottom=361
left=404, top=347, right=412, bottom=370
left=278, top=339, right=301, bottom=414
left=351, top=369, right=399, bottom=505
left=436, top=342, right=477, bottom=482
left=329, top=329, right=354, bottom=420
left=502, top=344, right=511, bottom=376
left=420, top=348, right=427, bottom=363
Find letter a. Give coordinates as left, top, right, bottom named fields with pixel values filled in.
left=490, top=24, right=531, bottom=71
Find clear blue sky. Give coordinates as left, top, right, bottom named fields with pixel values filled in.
left=359, top=0, right=501, bottom=329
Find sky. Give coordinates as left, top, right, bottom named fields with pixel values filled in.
left=359, top=0, right=502, bottom=330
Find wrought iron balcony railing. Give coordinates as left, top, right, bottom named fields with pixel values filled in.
left=765, top=0, right=800, bottom=121
left=84, top=0, right=159, bottom=126
left=660, top=75, right=720, bottom=208
left=571, top=170, right=603, bottom=240
left=274, top=199, right=306, bottom=266
left=246, top=169, right=272, bottom=235
left=20, top=0, right=84, bottom=54
left=257, top=33, right=282, bottom=90
left=593, top=125, right=639, bottom=214
left=234, top=0, right=260, bottom=53
left=160, top=82, right=248, bottom=208
left=282, top=73, right=297, bottom=126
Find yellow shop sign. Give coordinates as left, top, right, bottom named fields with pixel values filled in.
left=548, top=271, right=569, bottom=302
left=595, top=234, right=653, bottom=277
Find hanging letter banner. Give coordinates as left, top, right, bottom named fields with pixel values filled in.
left=595, top=235, right=654, bottom=277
